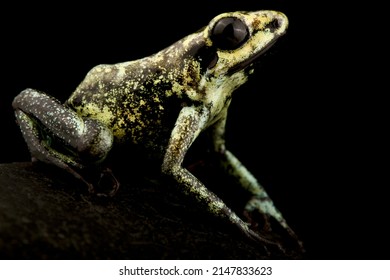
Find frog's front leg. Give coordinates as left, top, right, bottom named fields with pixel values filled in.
left=161, top=105, right=281, bottom=249
left=211, top=112, right=303, bottom=249
left=12, top=88, right=119, bottom=196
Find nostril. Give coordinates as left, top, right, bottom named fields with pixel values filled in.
left=265, top=18, right=280, bottom=32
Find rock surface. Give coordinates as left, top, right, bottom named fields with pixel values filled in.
left=0, top=162, right=303, bottom=259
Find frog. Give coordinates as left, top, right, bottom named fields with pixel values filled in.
left=13, top=10, right=302, bottom=251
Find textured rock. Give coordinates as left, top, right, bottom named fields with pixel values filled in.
left=0, top=162, right=303, bottom=259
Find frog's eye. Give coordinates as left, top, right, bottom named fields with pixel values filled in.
left=211, top=17, right=249, bottom=50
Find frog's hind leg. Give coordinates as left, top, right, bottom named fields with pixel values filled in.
left=12, top=88, right=118, bottom=196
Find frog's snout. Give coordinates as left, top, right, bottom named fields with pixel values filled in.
left=252, top=10, right=288, bottom=36
left=273, top=11, right=289, bottom=35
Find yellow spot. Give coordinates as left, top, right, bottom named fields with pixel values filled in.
left=171, top=82, right=183, bottom=96
left=209, top=200, right=224, bottom=214
left=117, top=66, right=126, bottom=78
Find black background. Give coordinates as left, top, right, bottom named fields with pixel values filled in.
left=1, top=1, right=387, bottom=259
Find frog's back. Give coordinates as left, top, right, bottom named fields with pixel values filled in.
left=67, top=60, right=144, bottom=109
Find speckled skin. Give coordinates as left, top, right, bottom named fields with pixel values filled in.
left=13, top=11, right=302, bottom=249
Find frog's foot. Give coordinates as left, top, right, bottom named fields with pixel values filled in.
left=93, top=167, right=120, bottom=197
left=62, top=166, right=120, bottom=197
left=244, top=227, right=286, bottom=256
left=31, top=156, right=119, bottom=197
left=244, top=196, right=304, bottom=252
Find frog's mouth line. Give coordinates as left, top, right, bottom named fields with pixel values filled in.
left=227, top=38, right=279, bottom=75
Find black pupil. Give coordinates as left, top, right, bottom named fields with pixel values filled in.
left=211, top=17, right=249, bottom=50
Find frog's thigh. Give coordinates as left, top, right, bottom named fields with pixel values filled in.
left=12, top=88, right=113, bottom=166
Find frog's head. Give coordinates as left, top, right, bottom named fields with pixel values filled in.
left=200, top=10, right=288, bottom=76
left=183, top=10, right=288, bottom=109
